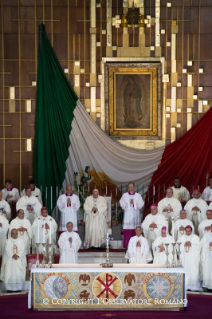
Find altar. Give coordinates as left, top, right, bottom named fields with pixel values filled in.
left=29, top=264, right=187, bottom=311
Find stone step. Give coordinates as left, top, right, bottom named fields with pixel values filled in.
left=78, top=251, right=126, bottom=264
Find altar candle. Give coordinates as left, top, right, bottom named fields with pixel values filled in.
left=153, top=185, right=155, bottom=196
left=43, top=218, right=46, bottom=243
left=37, top=218, right=40, bottom=243
left=49, top=219, right=52, bottom=244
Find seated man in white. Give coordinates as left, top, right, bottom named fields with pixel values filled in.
left=126, top=226, right=152, bottom=264
left=142, top=203, right=166, bottom=248
left=202, top=177, right=212, bottom=202
left=21, top=179, right=43, bottom=205
left=0, top=190, right=11, bottom=221
left=178, top=225, right=201, bottom=291
left=200, top=226, right=212, bottom=291
left=0, top=228, right=27, bottom=291
left=171, top=209, right=194, bottom=241
left=0, top=213, right=9, bottom=255
left=9, top=209, right=32, bottom=254
left=58, top=222, right=81, bottom=264
left=171, top=177, right=190, bottom=202
left=1, top=179, right=20, bottom=205
left=198, top=209, right=212, bottom=239
left=152, top=227, right=175, bottom=264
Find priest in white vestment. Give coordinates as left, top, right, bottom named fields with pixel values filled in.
left=184, top=189, right=208, bottom=235
left=1, top=179, right=20, bottom=204
left=32, top=207, right=57, bottom=253
left=152, top=227, right=175, bottom=265
left=158, top=188, right=182, bottom=231
left=21, top=179, right=43, bottom=205
left=126, top=226, right=152, bottom=264
left=57, top=185, right=80, bottom=234
left=171, top=209, right=194, bottom=242
left=142, top=204, right=166, bottom=248
left=0, top=190, right=11, bottom=221
left=58, top=222, right=81, bottom=263
left=9, top=209, right=32, bottom=254
left=0, top=229, right=26, bottom=291
left=0, top=213, right=9, bottom=255
left=16, top=186, right=42, bottom=224
left=198, top=209, right=212, bottom=239
left=84, top=189, right=107, bottom=248
left=120, top=182, right=144, bottom=248
left=202, top=177, right=212, bottom=202
left=171, top=177, right=190, bottom=202
left=200, top=228, right=212, bottom=290
left=178, top=225, right=201, bottom=291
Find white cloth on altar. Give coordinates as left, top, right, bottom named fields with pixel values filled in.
left=120, top=192, right=144, bottom=230
left=0, top=200, right=11, bottom=221
left=126, top=235, right=152, bottom=264
left=9, top=217, right=32, bottom=254
left=202, top=186, right=212, bottom=202
left=142, top=213, right=166, bottom=248
left=158, top=197, right=182, bottom=230
left=178, top=233, right=201, bottom=291
left=0, top=215, right=9, bottom=255
left=1, top=187, right=20, bottom=204
left=16, top=195, right=42, bottom=225
left=184, top=198, right=208, bottom=234
left=58, top=231, right=81, bottom=264
left=200, top=231, right=212, bottom=289
left=57, top=194, right=80, bottom=231
left=84, top=195, right=107, bottom=247
left=171, top=186, right=190, bottom=201
left=32, top=215, right=57, bottom=253
left=21, top=187, right=43, bottom=205
left=0, top=237, right=26, bottom=291
left=152, top=234, right=175, bottom=264
left=171, top=218, right=194, bottom=242
left=198, top=219, right=212, bottom=239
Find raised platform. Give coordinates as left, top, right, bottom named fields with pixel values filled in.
left=78, top=249, right=126, bottom=264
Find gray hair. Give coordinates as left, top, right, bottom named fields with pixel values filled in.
left=66, top=222, right=73, bottom=227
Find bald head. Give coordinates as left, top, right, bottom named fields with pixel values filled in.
left=66, top=185, right=72, bottom=195
left=11, top=228, right=18, bottom=239
left=166, top=188, right=173, bottom=198
left=180, top=210, right=187, bottom=220
left=193, top=190, right=200, bottom=199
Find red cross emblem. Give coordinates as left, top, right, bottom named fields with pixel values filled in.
left=96, top=273, right=118, bottom=300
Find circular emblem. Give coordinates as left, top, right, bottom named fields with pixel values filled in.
left=143, top=273, right=174, bottom=303
left=41, top=273, right=71, bottom=301
left=92, top=272, right=122, bottom=302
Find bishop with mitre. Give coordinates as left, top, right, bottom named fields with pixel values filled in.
left=152, top=227, right=175, bottom=264
left=171, top=209, right=194, bottom=241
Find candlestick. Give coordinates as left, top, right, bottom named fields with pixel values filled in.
left=165, top=243, right=170, bottom=268
left=43, top=218, right=46, bottom=243
left=102, top=233, right=113, bottom=268
left=35, top=243, right=40, bottom=267
left=41, top=243, right=47, bottom=267
left=171, top=243, right=176, bottom=267
left=48, top=243, right=53, bottom=268
left=177, top=243, right=182, bottom=267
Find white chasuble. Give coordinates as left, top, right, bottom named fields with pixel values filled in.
left=0, top=200, right=11, bottom=221
left=142, top=213, right=166, bottom=248
left=152, top=234, right=175, bottom=265
left=158, top=197, right=182, bottom=231
left=58, top=231, right=81, bottom=264
left=184, top=198, right=208, bottom=234
left=57, top=194, right=80, bottom=231
left=202, top=186, right=212, bottom=202
left=1, top=187, right=20, bottom=204
left=0, top=215, right=9, bottom=255
left=21, top=187, right=43, bottom=205
left=171, top=218, right=194, bottom=242
left=200, top=231, right=212, bottom=289
left=171, top=186, right=190, bottom=201
left=16, top=195, right=42, bottom=225
left=126, top=235, right=152, bottom=264
left=9, top=217, right=32, bottom=254
left=120, top=192, right=144, bottom=229
left=198, top=219, right=212, bottom=239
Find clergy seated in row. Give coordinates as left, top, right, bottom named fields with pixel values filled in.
left=58, top=222, right=81, bottom=263
left=0, top=190, right=11, bottom=221
left=202, top=177, right=212, bottom=202
left=125, top=226, right=152, bottom=264
left=142, top=203, right=166, bottom=248
left=120, top=182, right=144, bottom=249
left=84, top=189, right=107, bottom=249
left=198, top=209, right=212, bottom=239
left=21, top=180, right=43, bottom=205
left=184, top=189, right=208, bottom=234
left=171, top=209, right=194, bottom=242
left=9, top=209, right=32, bottom=254
left=200, top=226, right=212, bottom=291
left=178, top=225, right=202, bottom=291
left=0, top=212, right=9, bottom=255
left=158, top=188, right=182, bottom=231
left=32, top=207, right=57, bottom=254
left=171, top=177, right=190, bottom=202
left=16, top=185, right=42, bottom=225
left=1, top=179, right=20, bottom=205
left=57, top=184, right=80, bottom=235
left=152, top=227, right=175, bottom=264
left=0, top=229, right=26, bottom=292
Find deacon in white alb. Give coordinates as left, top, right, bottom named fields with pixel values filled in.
left=21, top=179, right=43, bottom=205
left=184, top=189, right=208, bottom=234
left=200, top=227, right=212, bottom=290
left=202, top=177, right=212, bottom=202
left=57, top=185, right=80, bottom=233
left=198, top=209, right=212, bottom=239
left=84, top=189, right=107, bottom=248
left=178, top=225, right=201, bottom=291
left=126, top=226, right=152, bottom=264
left=1, top=179, right=20, bottom=205
left=32, top=206, right=57, bottom=254
left=171, top=209, right=194, bottom=242
left=0, top=229, right=27, bottom=291
left=158, top=188, right=182, bottom=231
left=152, top=227, right=175, bottom=264
left=171, top=177, right=190, bottom=202
left=142, top=203, right=166, bottom=248
left=58, top=222, right=82, bottom=263
left=16, top=186, right=42, bottom=225
left=0, top=190, right=11, bottom=221
left=9, top=209, right=32, bottom=254
left=0, top=213, right=9, bottom=255
left=120, top=182, right=144, bottom=248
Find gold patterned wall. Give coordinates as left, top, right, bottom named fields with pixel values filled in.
left=0, top=0, right=212, bottom=189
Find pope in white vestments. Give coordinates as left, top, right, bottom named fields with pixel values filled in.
left=171, top=177, right=190, bottom=202
left=202, top=178, right=212, bottom=202
left=152, top=227, right=175, bottom=265
left=32, top=207, right=57, bottom=253
left=1, top=179, right=20, bottom=204
left=58, top=222, right=82, bottom=263
left=184, top=189, right=208, bottom=235
left=178, top=225, right=201, bottom=291
left=21, top=180, right=43, bottom=205
left=171, top=209, right=194, bottom=241
left=0, top=214, right=9, bottom=255
left=9, top=209, right=32, bottom=254
left=200, top=228, right=212, bottom=290
left=0, top=190, right=11, bottom=221
left=84, top=189, right=107, bottom=248
left=198, top=209, right=212, bottom=239
left=158, top=188, right=182, bottom=231
left=16, top=186, right=42, bottom=225
left=142, top=204, right=166, bottom=248
left=120, top=183, right=144, bottom=248
left=57, top=185, right=80, bottom=232
left=0, top=229, right=26, bottom=291
left=126, top=226, right=152, bottom=264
